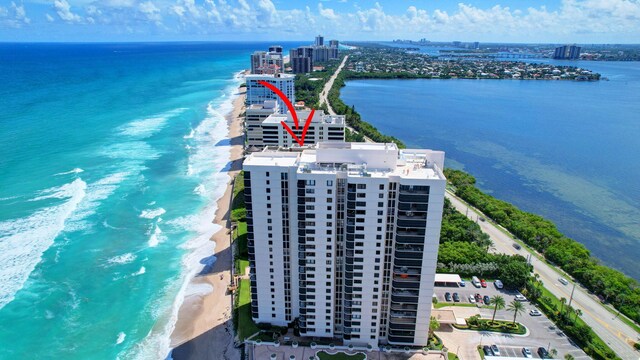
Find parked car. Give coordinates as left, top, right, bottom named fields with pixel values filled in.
left=444, top=292, right=452, bottom=302
left=459, top=280, right=466, bottom=287
left=522, top=347, right=533, bottom=358
left=483, top=295, right=491, bottom=305
left=479, top=216, right=486, bottom=222
left=494, top=279, right=503, bottom=289
left=480, top=279, right=487, bottom=288
left=558, top=277, right=569, bottom=285
left=529, top=309, right=542, bottom=316
left=482, top=345, right=493, bottom=356
left=515, top=294, right=528, bottom=302
left=513, top=242, right=522, bottom=250
left=468, top=294, right=476, bottom=303
left=490, top=344, right=500, bottom=356
left=475, top=293, right=483, bottom=303
left=472, top=276, right=481, bottom=288
left=537, top=347, right=550, bottom=358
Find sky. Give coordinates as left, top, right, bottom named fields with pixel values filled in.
left=1, top=0, right=639, bottom=43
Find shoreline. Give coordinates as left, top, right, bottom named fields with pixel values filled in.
left=168, top=82, right=246, bottom=360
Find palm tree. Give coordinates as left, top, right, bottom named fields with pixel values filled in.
left=560, top=297, right=567, bottom=314
left=507, top=300, right=525, bottom=325
left=574, top=309, right=583, bottom=322
left=491, top=295, right=506, bottom=322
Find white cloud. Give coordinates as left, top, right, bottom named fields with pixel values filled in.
left=46, top=13, right=55, bottom=22
left=54, top=0, right=82, bottom=23
left=0, top=2, right=31, bottom=27
left=138, top=1, right=161, bottom=22
left=318, top=3, right=338, bottom=20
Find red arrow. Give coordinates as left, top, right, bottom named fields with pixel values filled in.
left=258, top=80, right=300, bottom=129
left=281, top=110, right=315, bottom=146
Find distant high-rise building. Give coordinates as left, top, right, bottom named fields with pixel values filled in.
left=269, top=45, right=283, bottom=54
left=251, top=47, right=284, bottom=74
left=245, top=73, right=295, bottom=114
left=312, top=46, right=331, bottom=62
left=554, top=45, right=581, bottom=59
left=290, top=47, right=314, bottom=74
left=329, top=40, right=339, bottom=48
left=245, top=100, right=280, bottom=147
left=244, top=142, right=446, bottom=346
left=315, top=35, right=324, bottom=46
left=473, top=42, right=480, bottom=49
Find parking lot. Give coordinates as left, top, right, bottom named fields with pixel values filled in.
left=434, top=280, right=588, bottom=359
left=434, top=279, right=518, bottom=306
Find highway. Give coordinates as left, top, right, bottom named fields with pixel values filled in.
left=446, top=191, right=640, bottom=359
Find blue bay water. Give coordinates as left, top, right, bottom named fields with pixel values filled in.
left=341, top=61, right=640, bottom=280
left=0, top=42, right=296, bottom=359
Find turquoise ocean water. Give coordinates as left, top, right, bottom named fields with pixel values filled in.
left=0, top=42, right=299, bottom=359
left=341, top=60, right=640, bottom=280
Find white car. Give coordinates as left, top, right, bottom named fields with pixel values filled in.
left=515, top=294, right=528, bottom=302
left=494, top=280, right=504, bottom=289
left=468, top=294, right=476, bottom=303
left=558, top=277, right=569, bottom=285
left=529, top=309, right=542, bottom=316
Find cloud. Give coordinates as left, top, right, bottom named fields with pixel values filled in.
left=46, top=13, right=55, bottom=22
left=54, top=0, right=82, bottom=23
left=138, top=1, right=161, bottom=22
left=318, top=3, right=338, bottom=20
left=0, top=2, right=31, bottom=27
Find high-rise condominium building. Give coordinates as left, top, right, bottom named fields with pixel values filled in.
left=251, top=46, right=284, bottom=74
left=248, top=109, right=345, bottom=148
left=245, top=73, right=295, bottom=114
left=289, top=47, right=314, bottom=74
left=245, top=100, right=280, bottom=148
left=315, top=35, right=324, bottom=47
left=329, top=40, right=339, bottom=48
left=554, top=45, right=581, bottom=59
left=243, top=142, right=446, bottom=347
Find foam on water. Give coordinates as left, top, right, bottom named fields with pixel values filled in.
left=116, top=332, right=126, bottom=345
left=107, top=253, right=137, bottom=265
left=147, top=224, right=163, bottom=248
left=0, top=178, right=87, bottom=309
left=126, top=74, right=242, bottom=360
left=118, top=108, right=187, bottom=139
left=55, top=168, right=84, bottom=176
left=139, top=208, right=166, bottom=219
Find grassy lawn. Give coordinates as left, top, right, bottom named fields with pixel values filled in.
left=235, top=279, right=259, bottom=340
left=316, top=351, right=366, bottom=360
left=448, top=353, right=459, bottom=360
left=434, top=302, right=485, bottom=309
left=477, top=346, right=486, bottom=359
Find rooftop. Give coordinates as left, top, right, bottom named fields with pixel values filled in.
left=262, top=110, right=345, bottom=125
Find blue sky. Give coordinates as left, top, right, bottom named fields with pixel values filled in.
left=1, top=0, right=639, bottom=43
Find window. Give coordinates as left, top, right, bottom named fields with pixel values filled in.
left=267, top=219, right=272, bottom=223
left=306, top=188, right=315, bottom=194
left=379, top=193, right=384, bottom=198
left=327, top=180, right=333, bottom=186
left=266, top=188, right=271, bottom=193
left=266, top=180, right=270, bottom=185
left=266, top=172, right=270, bottom=177
left=327, top=197, right=333, bottom=203
left=377, top=210, right=383, bottom=215
left=305, top=180, right=316, bottom=186
left=357, top=184, right=366, bottom=189
left=378, top=202, right=384, bottom=207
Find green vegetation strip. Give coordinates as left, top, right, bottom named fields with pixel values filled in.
left=316, top=351, right=365, bottom=360
left=235, top=279, right=259, bottom=340
left=454, top=319, right=526, bottom=335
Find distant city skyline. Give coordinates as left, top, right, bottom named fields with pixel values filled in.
left=1, top=0, right=640, bottom=43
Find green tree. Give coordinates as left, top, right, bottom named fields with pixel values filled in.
left=491, top=295, right=506, bottom=322
left=560, top=297, right=567, bottom=315
left=507, top=300, right=525, bottom=324
left=574, top=308, right=582, bottom=322
left=429, top=316, right=440, bottom=338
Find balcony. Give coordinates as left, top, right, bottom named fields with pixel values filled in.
left=398, top=202, right=428, bottom=211
left=398, top=194, right=429, bottom=203
left=390, top=303, right=418, bottom=312
left=395, top=235, right=425, bottom=245
left=397, top=219, right=427, bottom=228
left=392, top=280, right=420, bottom=289
left=394, top=250, right=423, bottom=260
left=391, top=291, right=419, bottom=303
left=393, top=258, right=422, bottom=267
left=387, top=335, right=415, bottom=344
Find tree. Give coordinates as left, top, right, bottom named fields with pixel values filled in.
left=564, top=354, right=575, bottom=360
left=574, top=308, right=582, bottom=322
left=491, top=296, right=506, bottom=322
left=560, top=297, right=567, bottom=315
left=507, top=300, right=525, bottom=324
left=429, top=316, right=440, bottom=338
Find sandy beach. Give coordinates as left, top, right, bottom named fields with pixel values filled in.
left=169, top=85, right=246, bottom=360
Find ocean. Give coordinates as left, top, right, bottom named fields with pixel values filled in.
left=0, top=42, right=296, bottom=359
left=341, top=60, right=640, bottom=280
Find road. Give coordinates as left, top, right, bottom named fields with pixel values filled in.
left=446, top=191, right=640, bottom=359
left=318, top=55, right=375, bottom=143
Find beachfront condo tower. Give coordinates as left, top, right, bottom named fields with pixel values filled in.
left=245, top=73, right=295, bottom=114
left=243, top=142, right=446, bottom=347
